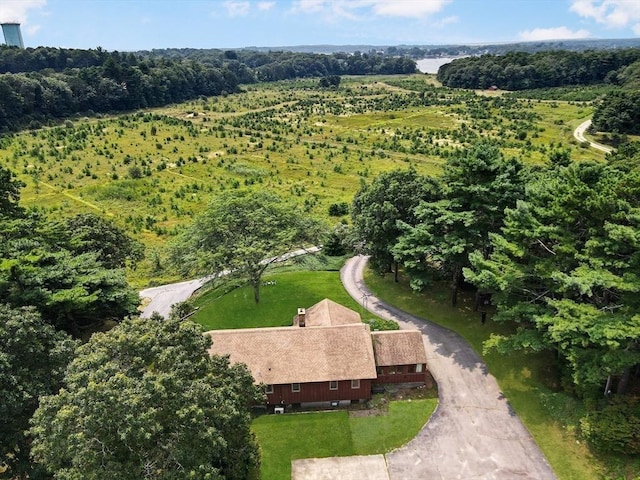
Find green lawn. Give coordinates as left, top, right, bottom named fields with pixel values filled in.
left=362, top=268, right=635, bottom=480
left=252, top=399, right=437, bottom=480
left=191, top=270, right=373, bottom=330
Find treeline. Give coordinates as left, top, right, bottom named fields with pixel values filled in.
left=135, top=48, right=417, bottom=81
left=0, top=45, right=416, bottom=131
left=437, top=48, right=640, bottom=90
left=0, top=50, right=241, bottom=131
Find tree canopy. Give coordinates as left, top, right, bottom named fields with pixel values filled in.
left=437, top=48, right=640, bottom=90
left=0, top=169, right=140, bottom=335
left=393, top=142, right=527, bottom=305
left=30, top=315, right=262, bottom=480
left=0, top=304, right=77, bottom=479
left=591, top=90, right=640, bottom=135
left=171, top=190, right=323, bottom=303
left=465, top=161, right=640, bottom=394
left=0, top=164, right=25, bottom=219
left=351, top=168, right=439, bottom=280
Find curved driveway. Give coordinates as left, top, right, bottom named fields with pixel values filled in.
left=341, top=256, right=556, bottom=480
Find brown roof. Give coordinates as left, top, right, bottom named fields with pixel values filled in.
left=206, top=323, right=377, bottom=385
left=302, top=298, right=361, bottom=327
left=371, top=330, right=427, bottom=366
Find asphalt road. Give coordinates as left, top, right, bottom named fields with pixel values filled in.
left=341, top=256, right=556, bottom=480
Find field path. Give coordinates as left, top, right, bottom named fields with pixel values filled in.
left=340, top=255, right=556, bottom=480
left=573, top=119, right=613, bottom=153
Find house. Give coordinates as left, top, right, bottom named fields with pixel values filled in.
left=372, top=330, right=428, bottom=385
left=206, top=299, right=429, bottom=408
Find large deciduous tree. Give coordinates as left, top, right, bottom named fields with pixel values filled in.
left=0, top=171, right=140, bottom=334
left=393, top=142, right=527, bottom=305
left=465, top=161, right=640, bottom=394
left=0, top=304, right=77, bottom=478
left=351, top=168, right=440, bottom=281
left=171, top=190, right=322, bottom=303
left=56, top=213, right=145, bottom=269
left=0, top=214, right=139, bottom=335
left=30, top=315, right=262, bottom=480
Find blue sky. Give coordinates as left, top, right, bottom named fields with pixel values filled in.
left=1, top=0, right=639, bottom=51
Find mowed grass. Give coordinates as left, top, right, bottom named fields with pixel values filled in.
left=191, top=263, right=380, bottom=330
left=362, top=268, right=632, bottom=480
left=252, top=399, right=437, bottom=480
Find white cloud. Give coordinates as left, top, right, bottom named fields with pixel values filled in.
left=433, top=15, right=458, bottom=28
left=0, top=0, right=46, bottom=24
left=257, top=1, right=275, bottom=11
left=291, top=0, right=451, bottom=19
left=519, top=26, right=591, bottom=41
left=570, top=0, right=640, bottom=29
left=224, top=1, right=250, bottom=17
left=367, top=0, right=452, bottom=17
left=25, top=24, right=40, bottom=35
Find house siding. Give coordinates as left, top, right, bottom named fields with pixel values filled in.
left=375, top=364, right=428, bottom=385
left=265, top=379, right=372, bottom=405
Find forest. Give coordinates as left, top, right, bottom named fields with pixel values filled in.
left=437, top=47, right=640, bottom=90
left=1, top=40, right=640, bottom=478
left=0, top=45, right=415, bottom=132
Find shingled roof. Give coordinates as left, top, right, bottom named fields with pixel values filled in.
left=206, top=323, right=377, bottom=385
left=302, top=298, right=362, bottom=327
left=371, top=330, right=427, bottom=366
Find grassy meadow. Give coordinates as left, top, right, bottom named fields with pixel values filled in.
left=0, top=74, right=608, bottom=287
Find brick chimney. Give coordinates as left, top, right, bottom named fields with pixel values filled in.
left=297, top=308, right=306, bottom=327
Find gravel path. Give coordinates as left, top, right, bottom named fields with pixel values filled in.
left=341, top=256, right=556, bottom=480
left=573, top=119, right=613, bottom=153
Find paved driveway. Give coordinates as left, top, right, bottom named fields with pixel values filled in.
left=341, top=256, right=556, bottom=480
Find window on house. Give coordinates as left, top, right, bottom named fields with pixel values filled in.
left=416, top=363, right=423, bottom=373
left=408, top=365, right=416, bottom=373
left=376, top=366, right=384, bottom=375
left=265, top=384, right=274, bottom=394
left=291, top=383, right=300, bottom=392
left=397, top=366, right=404, bottom=374
left=351, top=379, right=360, bottom=389
left=329, top=381, right=338, bottom=390
left=388, top=366, right=396, bottom=375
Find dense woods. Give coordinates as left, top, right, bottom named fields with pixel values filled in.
left=0, top=45, right=416, bottom=132
left=437, top=48, right=640, bottom=90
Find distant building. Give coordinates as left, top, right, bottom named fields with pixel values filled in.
left=2, top=23, right=24, bottom=48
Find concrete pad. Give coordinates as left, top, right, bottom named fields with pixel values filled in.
left=292, top=455, right=390, bottom=480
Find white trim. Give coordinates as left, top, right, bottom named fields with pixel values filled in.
left=351, top=379, right=360, bottom=389
left=292, top=383, right=300, bottom=392
left=329, top=380, right=338, bottom=390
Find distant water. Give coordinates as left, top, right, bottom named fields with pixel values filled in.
left=416, top=57, right=464, bottom=74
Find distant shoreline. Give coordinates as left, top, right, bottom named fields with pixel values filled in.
left=416, top=56, right=466, bottom=74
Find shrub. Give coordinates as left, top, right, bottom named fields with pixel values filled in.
left=328, top=202, right=349, bottom=216
left=580, top=396, right=640, bottom=454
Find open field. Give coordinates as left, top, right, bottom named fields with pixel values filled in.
left=0, top=75, right=608, bottom=287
